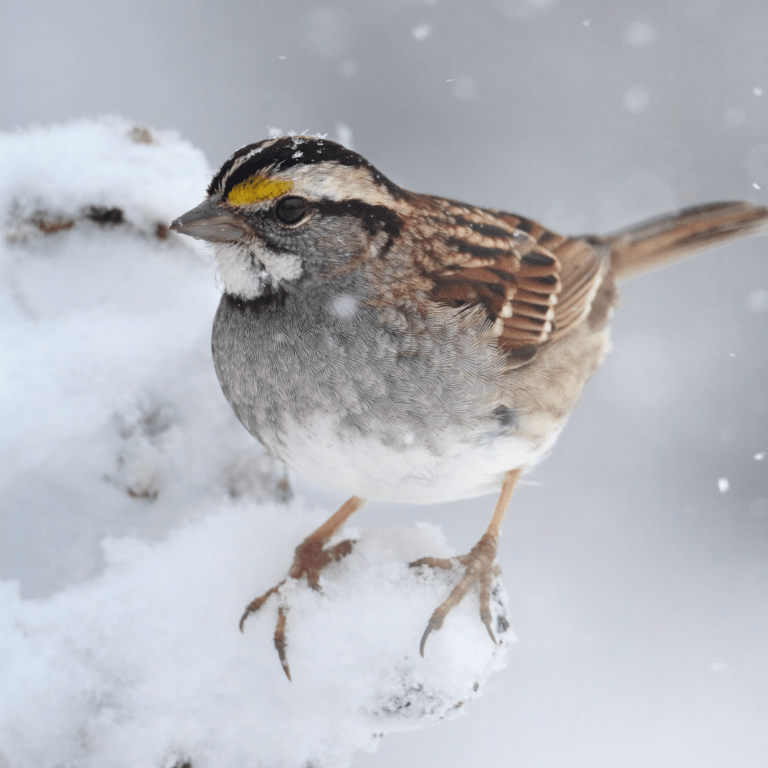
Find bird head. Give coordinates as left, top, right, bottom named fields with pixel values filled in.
left=170, top=136, right=404, bottom=300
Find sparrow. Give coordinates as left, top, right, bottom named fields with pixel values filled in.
left=171, top=135, right=768, bottom=679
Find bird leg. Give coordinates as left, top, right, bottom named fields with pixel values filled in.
left=240, top=495, right=365, bottom=680
left=410, top=468, right=521, bottom=655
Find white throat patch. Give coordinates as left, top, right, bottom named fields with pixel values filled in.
left=212, top=242, right=302, bottom=299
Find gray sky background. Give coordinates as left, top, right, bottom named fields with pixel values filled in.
left=2, top=1, right=767, bottom=766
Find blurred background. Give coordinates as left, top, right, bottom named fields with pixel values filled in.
left=2, top=0, right=767, bottom=766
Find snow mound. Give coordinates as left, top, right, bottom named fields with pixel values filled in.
left=0, top=511, right=511, bottom=768
left=0, top=117, right=513, bottom=768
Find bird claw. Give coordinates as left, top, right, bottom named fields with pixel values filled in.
left=239, top=582, right=284, bottom=632
left=410, top=532, right=500, bottom=656
left=274, top=605, right=291, bottom=681
left=240, top=536, right=356, bottom=680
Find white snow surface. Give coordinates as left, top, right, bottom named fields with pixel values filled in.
left=0, top=118, right=511, bottom=768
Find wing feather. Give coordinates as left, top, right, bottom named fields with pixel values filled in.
left=416, top=201, right=609, bottom=357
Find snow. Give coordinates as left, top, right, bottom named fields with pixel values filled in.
left=331, top=293, right=360, bottom=318
left=748, top=288, right=768, bottom=312
left=335, top=124, right=354, bottom=150
left=0, top=511, right=511, bottom=768
left=624, top=22, right=656, bottom=48
left=0, top=118, right=511, bottom=768
left=623, top=85, right=650, bottom=114
left=451, top=76, right=477, bottom=101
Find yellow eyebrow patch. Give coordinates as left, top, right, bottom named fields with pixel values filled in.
left=227, top=175, right=293, bottom=205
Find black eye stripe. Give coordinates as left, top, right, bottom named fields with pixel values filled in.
left=312, top=199, right=403, bottom=242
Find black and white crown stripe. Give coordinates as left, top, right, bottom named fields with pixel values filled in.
left=208, top=136, right=402, bottom=205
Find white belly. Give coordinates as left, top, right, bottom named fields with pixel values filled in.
left=278, top=415, right=563, bottom=503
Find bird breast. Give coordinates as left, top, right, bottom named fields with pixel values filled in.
left=211, top=289, right=608, bottom=502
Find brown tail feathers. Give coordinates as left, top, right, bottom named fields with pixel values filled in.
left=588, top=202, right=768, bottom=282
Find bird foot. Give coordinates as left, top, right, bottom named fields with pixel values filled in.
left=239, top=536, right=355, bottom=680
left=410, top=532, right=501, bottom=656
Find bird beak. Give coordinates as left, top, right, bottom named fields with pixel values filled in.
left=170, top=194, right=248, bottom=243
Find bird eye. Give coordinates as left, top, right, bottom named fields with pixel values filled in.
left=274, top=196, right=308, bottom=225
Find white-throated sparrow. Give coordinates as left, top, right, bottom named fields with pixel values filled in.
left=171, top=135, right=768, bottom=679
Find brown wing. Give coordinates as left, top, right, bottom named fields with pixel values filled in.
left=420, top=200, right=609, bottom=358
